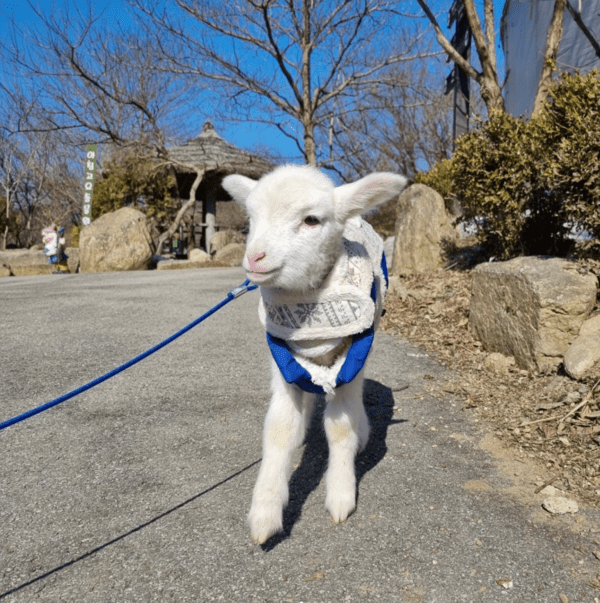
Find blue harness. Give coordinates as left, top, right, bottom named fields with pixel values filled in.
left=266, top=254, right=388, bottom=395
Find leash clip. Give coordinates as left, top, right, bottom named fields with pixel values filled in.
left=229, top=279, right=258, bottom=299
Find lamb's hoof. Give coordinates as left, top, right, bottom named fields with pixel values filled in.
left=248, top=507, right=283, bottom=545
left=326, top=492, right=356, bottom=524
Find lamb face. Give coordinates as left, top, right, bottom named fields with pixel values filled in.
left=222, top=164, right=407, bottom=293
left=224, top=165, right=344, bottom=292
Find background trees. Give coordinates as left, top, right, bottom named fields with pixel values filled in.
left=0, top=1, right=202, bottom=248
left=3, top=0, right=523, bottom=250
left=131, top=0, right=439, bottom=170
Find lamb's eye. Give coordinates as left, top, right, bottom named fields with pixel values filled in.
left=304, top=215, right=320, bottom=226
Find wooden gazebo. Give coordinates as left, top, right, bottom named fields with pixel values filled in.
left=168, top=120, right=273, bottom=251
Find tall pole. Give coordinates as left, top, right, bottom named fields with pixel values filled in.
left=445, top=0, right=472, bottom=147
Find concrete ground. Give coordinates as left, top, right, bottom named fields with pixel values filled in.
left=1, top=267, right=600, bottom=603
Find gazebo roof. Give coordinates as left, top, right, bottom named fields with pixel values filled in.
left=167, top=120, right=273, bottom=179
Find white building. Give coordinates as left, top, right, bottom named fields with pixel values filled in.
left=501, top=0, right=600, bottom=117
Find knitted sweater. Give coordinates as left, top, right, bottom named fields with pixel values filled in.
left=259, top=217, right=388, bottom=395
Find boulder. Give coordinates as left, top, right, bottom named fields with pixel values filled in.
left=209, top=229, right=245, bottom=255
left=188, top=248, right=212, bottom=263
left=79, top=208, right=153, bottom=273
left=383, top=236, right=395, bottom=261
left=579, top=314, right=600, bottom=337
left=563, top=335, right=600, bottom=380
left=0, top=264, right=11, bottom=278
left=0, top=250, right=54, bottom=276
left=157, top=260, right=204, bottom=271
left=470, top=257, right=597, bottom=372
left=390, top=184, right=458, bottom=276
left=213, top=243, right=246, bottom=266
left=66, top=247, right=79, bottom=274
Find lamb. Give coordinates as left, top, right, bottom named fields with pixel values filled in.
left=222, top=164, right=407, bottom=544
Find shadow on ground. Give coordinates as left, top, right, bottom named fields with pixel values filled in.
left=0, top=460, right=261, bottom=600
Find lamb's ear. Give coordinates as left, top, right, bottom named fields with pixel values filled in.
left=222, top=174, right=257, bottom=207
left=334, top=173, right=407, bottom=220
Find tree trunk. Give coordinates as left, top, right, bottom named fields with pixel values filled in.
left=156, top=168, right=205, bottom=255
left=532, top=0, right=567, bottom=116
left=2, top=190, right=9, bottom=251
left=303, top=120, right=317, bottom=165
left=301, top=0, right=316, bottom=165
left=463, top=0, right=505, bottom=113
left=416, top=0, right=505, bottom=115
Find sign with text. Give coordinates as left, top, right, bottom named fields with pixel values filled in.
left=82, top=144, right=97, bottom=226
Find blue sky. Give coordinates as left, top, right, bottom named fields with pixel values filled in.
left=0, top=0, right=506, bottom=161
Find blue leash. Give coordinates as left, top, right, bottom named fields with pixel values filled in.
left=0, top=279, right=258, bottom=432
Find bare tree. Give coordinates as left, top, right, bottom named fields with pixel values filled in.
left=0, top=135, right=23, bottom=250
left=1, top=1, right=212, bottom=245
left=416, top=0, right=600, bottom=117
left=415, top=0, right=505, bottom=113
left=332, top=55, right=454, bottom=180
left=131, top=0, right=434, bottom=167
left=532, top=0, right=567, bottom=116
left=0, top=117, right=89, bottom=248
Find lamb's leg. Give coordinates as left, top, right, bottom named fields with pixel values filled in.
left=248, top=365, right=313, bottom=544
left=323, top=371, right=369, bottom=524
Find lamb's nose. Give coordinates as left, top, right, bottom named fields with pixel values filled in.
left=247, top=251, right=267, bottom=271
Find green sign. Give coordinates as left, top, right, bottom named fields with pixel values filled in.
left=82, top=144, right=97, bottom=226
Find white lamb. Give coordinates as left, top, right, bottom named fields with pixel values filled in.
left=222, top=164, right=407, bottom=544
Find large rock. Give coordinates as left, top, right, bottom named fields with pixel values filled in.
left=390, top=184, right=458, bottom=276
left=383, top=236, right=395, bottom=260
left=209, top=230, right=245, bottom=255
left=470, top=257, right=598, bottom=372
left=188, top=248, right=212, bottom=263
left=213, top=243, right=245, bottom=266
left=0, top=250, right=54, bottom=276
left=564, top=311, right=600, bottom=380
left=79, top=208, right=153, bottom=273
left=579, top=314, right=600, bottom=337
left=66, top=247, right=79, bottom=274
left=563, top=335, right=600, bottom=380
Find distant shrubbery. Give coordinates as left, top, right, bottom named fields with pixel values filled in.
left=92, top=147, right=178, bottom=232
left=417, top=70, right=600, bottom=260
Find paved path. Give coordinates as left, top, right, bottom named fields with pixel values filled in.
left=1, top=267, right=600, bottom=602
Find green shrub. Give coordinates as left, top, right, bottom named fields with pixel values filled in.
left=92, top=147, right=178, bottom=232
left=419, top=70, right=600, bottom=260
left=537, top=70, right=600, bottom=243
left=451, top=110, right=570, bottom=258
